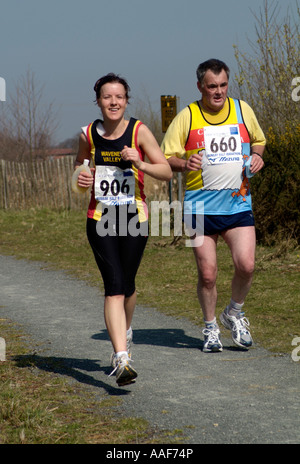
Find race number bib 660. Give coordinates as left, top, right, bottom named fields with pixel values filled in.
left=204, top=125, right=242, bottom=164
left=95, top=166, right=135, bottom=205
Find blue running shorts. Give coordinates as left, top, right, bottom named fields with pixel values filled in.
left=187, top=211, right=255, bottom=236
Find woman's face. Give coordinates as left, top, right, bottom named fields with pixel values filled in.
left=97, top=82, right=128, bottom=121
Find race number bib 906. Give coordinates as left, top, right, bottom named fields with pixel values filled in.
left=95, top=166, right=135, bottom=205
left=204, top=125, right=242, bottom=164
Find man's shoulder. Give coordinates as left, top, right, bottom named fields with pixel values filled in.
left=229, top=97, right=252, bottom=109
left=169, top=105, right=192, bottom=126
left=179, top=104, right=194, bottom=115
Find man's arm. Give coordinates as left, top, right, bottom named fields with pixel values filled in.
left=240, top=100, right=266, bottom=174
left=161, top=106, right=192, bottom=172
left=167, top=156, right=187, bottom=172
left=250, top=144, right=265, bottom=174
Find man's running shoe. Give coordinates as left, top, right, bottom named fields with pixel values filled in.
left=110, top=328, right=133, bottom=368
left=220, top=310, right=253, bottom=349
left=109, top=354, right=137, bottom=386
left=202, top=326, right=223, bottom=352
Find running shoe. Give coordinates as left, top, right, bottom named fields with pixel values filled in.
left=109, top=354, right=137, bottom=386
left=110, top=328, right=133, bottom=368
left=202, top=326, right=223, bottom=352
left=220, top=310, right=253, bottom=349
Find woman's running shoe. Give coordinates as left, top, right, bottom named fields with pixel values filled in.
left=109, top=353, right=137, bottom=386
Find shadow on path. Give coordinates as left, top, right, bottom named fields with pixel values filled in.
left=92, top=327, right=203, bottom=350
left=13, top=354, right=128, bottom=396
left=13, top=327, right=245, bottom=397
left=93, top=327, right=245, bottom=352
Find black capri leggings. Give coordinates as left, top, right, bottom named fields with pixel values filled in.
left=86, top=217, right=148, bottom=297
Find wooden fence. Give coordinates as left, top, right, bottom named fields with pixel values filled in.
left=0, top=156, right=172, bottom=210
left=0, top=156, right=90, bottom=210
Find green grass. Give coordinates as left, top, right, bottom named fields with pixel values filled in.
left=0, top=208, right=299, bottom=443
left=138, top=233, right=300, bottom=354
left=0, top=318, right=167, bottom=444
left=0, top=208, right=299, bottom=353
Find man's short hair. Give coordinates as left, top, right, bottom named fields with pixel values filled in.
left=196, top=59, right=230, bottom=84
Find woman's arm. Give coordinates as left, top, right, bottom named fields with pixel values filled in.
left=74, top=132, right=91, bottom=167
left=74, top=133, right=94, bottom=188
left=121, top=124, right=172, bottom=181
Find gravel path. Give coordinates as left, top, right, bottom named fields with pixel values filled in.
left=1, top=255, right=299, bottom=444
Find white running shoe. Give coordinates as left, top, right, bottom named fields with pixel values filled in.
left=109, top=353, right=137, bottom=386
left=220, top=310, right=253, bottom=349
left=110, top=328, right=133, bottom=368
left=202, top=325, right=223, bottom=352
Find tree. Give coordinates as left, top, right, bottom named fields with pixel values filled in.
left=233, top=0, right=300, bottom=132
left=233, top=0, right=300, bottom=245
left=0, top=69, right=58, bottom=161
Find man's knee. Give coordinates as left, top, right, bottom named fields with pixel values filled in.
left=236, top=258, right=255, bottom=278
left=198, top=266, right=217, bottom=289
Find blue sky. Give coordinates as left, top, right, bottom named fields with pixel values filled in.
left=0, top=0, right=295, bottom=144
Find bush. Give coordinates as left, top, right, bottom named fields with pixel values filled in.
left=233, top=1, right=300, bottom=246
left=252, top=124, right=300, bottom=245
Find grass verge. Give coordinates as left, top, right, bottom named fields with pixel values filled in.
left=0, top=318, right=161, bottom=444
left=0, top=318, right=182, bottom=444
left=0, top=208, right=298, bottom=353
left=0, top=208, right=299, bottom=443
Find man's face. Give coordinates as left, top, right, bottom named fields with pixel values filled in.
left=198, top=69, right=229, bottom=113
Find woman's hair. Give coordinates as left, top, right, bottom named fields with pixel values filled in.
left=196, top=59, right=230, bottom=85
left=93, top=73, right=131, bottom=101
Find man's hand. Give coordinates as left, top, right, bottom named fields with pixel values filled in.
left=186, top=152, right=203, bottom=171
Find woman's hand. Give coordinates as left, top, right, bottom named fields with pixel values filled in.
left=77, top=168, right=95, bottom=188
left=121, top=145, right=142, bottom=169
left=124, top=124, right=172, bottom=181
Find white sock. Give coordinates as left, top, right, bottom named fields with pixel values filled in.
left=227, top=299, right=244, bottom=316
left=115, top=351, right=128, bottom=359
left=127, top=327, right=132, bottom=337
left=204, top=317, right=217, bottom=328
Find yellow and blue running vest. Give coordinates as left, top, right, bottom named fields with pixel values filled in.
left=184, top=98, right=251, bottom=215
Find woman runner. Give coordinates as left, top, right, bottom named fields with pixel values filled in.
left=73, top=73, right=172, bottom=386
